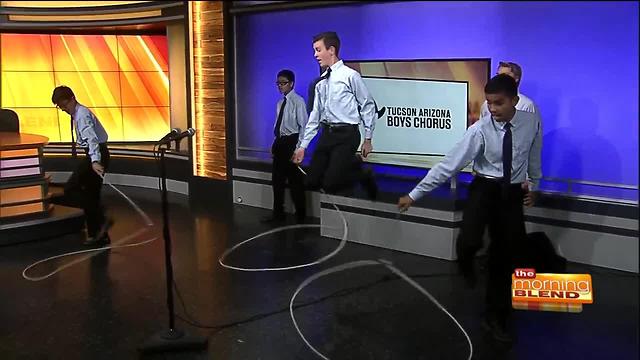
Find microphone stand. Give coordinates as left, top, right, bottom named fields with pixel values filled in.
left=139, top=144, right=207, bottom=354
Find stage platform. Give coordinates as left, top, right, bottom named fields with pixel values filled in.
left=1, top=186, right=637, bottom=359
left=0, top=203, right=84, bottom=246
left=232, top=166, right=639, bottom=273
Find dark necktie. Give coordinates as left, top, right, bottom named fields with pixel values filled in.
left=274, top=97, right=287, bottom=138
left=70, top=116, right=77, bottom=158
left=502, top=122, right=513, bottom=189
left=322, top=67, right=332, bottom=80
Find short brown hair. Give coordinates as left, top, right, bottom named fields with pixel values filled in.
left=313, top=31, right=340, bottom=56
left=51, top=86, right=75, bottom=105
left=498, top=61, right=522, bottom=83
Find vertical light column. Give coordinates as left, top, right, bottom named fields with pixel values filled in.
left=190, top=0, right=226, bottom=179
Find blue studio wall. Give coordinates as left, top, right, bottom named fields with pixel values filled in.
left=234, top=1, right=639, bottom=191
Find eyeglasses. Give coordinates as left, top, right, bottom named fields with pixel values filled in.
left=275, top=81, right=290, bottom=86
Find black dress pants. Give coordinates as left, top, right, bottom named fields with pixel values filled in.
left=63, top=144, right=110, bottom=238
left=271, top=134, right=306, bottom=219
left=456, top=176, right=527, bottom=325
left=305, top=124, right=363, bottom=195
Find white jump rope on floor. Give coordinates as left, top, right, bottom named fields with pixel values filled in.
left=22, top=173, right=158, bottom=282
left=218, top=167, right=347, bottom=272
left=220, top=166, right=473, bottom=360
left=21, top=167, right=472, bottom=359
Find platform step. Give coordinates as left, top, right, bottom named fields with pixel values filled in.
left=0, top=204, right=85, bottom=246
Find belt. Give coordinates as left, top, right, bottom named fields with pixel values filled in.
left=80, top=142, right=108, bottom=148
left=321, top=122, right=357, bottom=128
left=475, top=173, right=503, bottom=182
left=276, top=133, right=299, bottom=138
left=475, top=174, right=522, bottom=187
left=320, top=123, right=358, bottom=132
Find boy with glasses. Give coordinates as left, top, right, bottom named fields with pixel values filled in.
left=262, top=69, right=308, bottom=224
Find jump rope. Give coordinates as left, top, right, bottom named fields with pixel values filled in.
left=21, top=163, right=472, bottom=360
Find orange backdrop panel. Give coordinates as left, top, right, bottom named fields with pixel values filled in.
left=1, top=34, right=169, bottom=142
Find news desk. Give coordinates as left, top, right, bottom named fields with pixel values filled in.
left=0, top=132, right=51, bottom=220
left=0, top=132, right=84, bottom=245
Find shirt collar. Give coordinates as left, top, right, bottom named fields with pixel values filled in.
left=493, top=110, right=520, bottom=130
left=322, top=59, right=343, bottom=77
left=509, top=110, right=522, bottom=128
left=330, top=59, right=344, bottom=72
left=284, top=89, right=296, bottom=100
left=72, top=103, right=81, bottom=120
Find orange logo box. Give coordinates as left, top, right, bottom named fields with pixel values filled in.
left=512, top=269, right=593, bottom=312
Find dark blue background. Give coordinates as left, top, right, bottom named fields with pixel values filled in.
left=234, top=1, right=638, bottom=193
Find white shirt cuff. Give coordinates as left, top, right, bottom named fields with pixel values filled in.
left=408, top=189, right=423, bottom=201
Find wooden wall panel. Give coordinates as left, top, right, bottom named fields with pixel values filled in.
left=192, top=0, right=226, bottom=179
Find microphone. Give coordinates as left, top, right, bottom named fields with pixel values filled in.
left=158, top=128, right=195, bottom=145
left=158, top=128, right=180, bottom=143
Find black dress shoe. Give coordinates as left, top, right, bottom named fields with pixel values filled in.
left=83, top=234, right=111, bottom=246
left=482, top=318, right=513, bottom=343
left=85, top=218, right=114, bottom=246
left=261, top=213, right=286, bottom=223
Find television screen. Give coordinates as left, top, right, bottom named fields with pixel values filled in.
left=344, top=59, right=490, bottom=168
left=0, top=33, right=169, bottom=142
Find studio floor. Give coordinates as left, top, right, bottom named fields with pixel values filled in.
left=1, top=186, right=638, bottom=360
